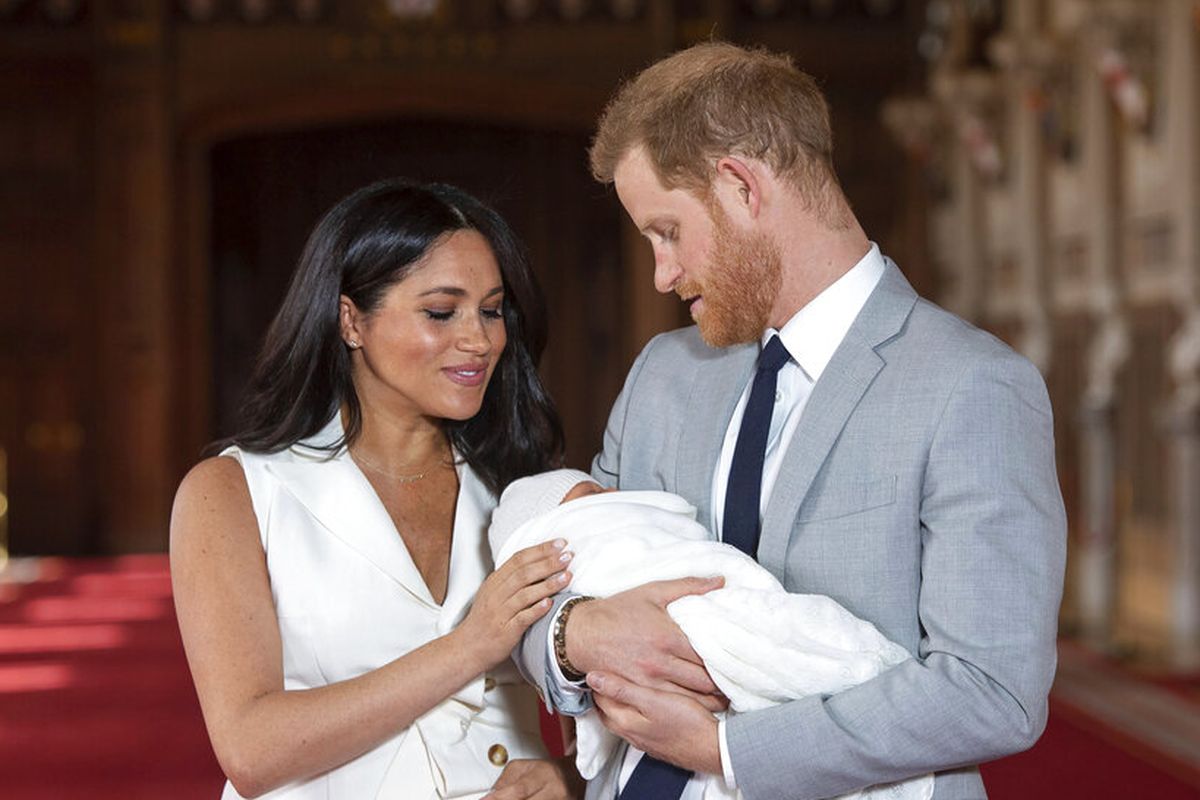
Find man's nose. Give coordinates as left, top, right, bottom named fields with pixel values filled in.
left=653, top=254, right=682, bottom=294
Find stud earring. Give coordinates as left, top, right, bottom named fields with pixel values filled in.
left=348, top=340, right=360, bottom=349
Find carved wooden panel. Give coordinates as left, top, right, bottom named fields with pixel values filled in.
left=0, top=58, right=95, bottom=555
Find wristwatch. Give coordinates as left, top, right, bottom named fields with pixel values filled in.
left=553, top=595, right=595, bottom=683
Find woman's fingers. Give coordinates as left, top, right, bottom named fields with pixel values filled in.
left=510, top=571, right=572, bottom=613
left=512, top=596, right=555, bottom=628
left=500, top=540, right=572, bottom=591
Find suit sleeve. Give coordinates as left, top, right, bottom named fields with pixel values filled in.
left=511, top=335, right=662, bottom=708
left=727, top=352, right=1067, bottom=800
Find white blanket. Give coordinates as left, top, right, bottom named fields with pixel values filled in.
left=491, top=490, right=933, bottom=800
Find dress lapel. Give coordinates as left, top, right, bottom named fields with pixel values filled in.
left=757, top=260, right=919, bottom=577
left=674, top=341, right=757, bottom=530
left=439, top=462, right=494, bottom=628
left=265, top=415, right=440, bottom=609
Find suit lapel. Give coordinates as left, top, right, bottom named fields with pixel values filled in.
left=757, top=260, right=918, bottom=577
left=674, top=341, right=757, bottom=528
left=267, top=416, right=440, bottom=609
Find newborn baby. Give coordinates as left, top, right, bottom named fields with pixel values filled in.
left=489, top=469, right=933, bottom=800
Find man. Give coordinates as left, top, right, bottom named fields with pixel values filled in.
left=516, top=42, right=1066, bottom=800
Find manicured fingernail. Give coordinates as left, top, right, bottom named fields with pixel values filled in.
left=552, top=538, right=567, bottom=549
left=558, top=571, right=571, bottom=584
left=559, top=550, right=573, bottom=562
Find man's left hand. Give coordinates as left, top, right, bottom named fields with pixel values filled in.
left=587, top=671, right=722, bottom=774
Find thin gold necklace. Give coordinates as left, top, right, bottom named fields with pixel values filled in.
left=350, top=447, right=445, bottom=484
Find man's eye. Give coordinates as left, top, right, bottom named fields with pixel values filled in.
left=424, top=309, right=454, bottom=321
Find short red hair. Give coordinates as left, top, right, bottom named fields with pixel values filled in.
left=590, top=42, right=838, bottom=201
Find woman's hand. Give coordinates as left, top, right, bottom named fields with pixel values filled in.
left=483, top=757, right=584, bottom=800
left=457, top=540, right=572, bottom=669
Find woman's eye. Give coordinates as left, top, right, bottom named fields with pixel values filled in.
left=482, top=306, right=504, bottom=320
left=424, top=309, right=454, bottom=321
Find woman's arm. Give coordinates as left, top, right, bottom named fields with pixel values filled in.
left=170, top=456, right=569, bottom=798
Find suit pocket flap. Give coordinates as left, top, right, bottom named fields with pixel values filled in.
left=796, top=475, right=896, bottom=523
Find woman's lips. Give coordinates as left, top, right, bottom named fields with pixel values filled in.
left=443, top=364, right=488, bottom=387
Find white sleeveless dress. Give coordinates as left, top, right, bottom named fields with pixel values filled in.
left=220, top=416, right=547, bottom=799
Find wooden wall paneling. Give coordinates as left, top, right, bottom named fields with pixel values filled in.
left=619, top=211, right=687, bottom=366
left=530, top=132, right=625, bottom=470
left=172, top=130, right=214, bottom=475
left=92, top=4, right=174, bottom=553
left=0, top=57, right=96, bottom=555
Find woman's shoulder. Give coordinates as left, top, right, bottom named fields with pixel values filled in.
left=169, top=453, right=269, bottom=568
left=174, top=455, right=252, bottom=521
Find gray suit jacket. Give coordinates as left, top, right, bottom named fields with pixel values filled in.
left=519, top=261, right=1066, bottom=800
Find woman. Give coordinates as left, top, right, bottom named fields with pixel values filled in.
left=171, top=179, right=580, bottom=799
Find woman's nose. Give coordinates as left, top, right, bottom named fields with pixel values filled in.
left=457, top=316, right=492, bottom=353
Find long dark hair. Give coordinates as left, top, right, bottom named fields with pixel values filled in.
left=210, top=178, right=564, bottom=495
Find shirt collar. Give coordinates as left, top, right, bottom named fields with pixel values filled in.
left=763, top=242, right=886, bottom=382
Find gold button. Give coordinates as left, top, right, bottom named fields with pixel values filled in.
left=483, top=676, right=496, bottom=691
left=488, top=743, right=509, bottom=767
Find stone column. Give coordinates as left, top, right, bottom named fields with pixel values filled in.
left=927, top=68, right=999, bottom=324
left=1162, top=0, right=1200, bottom=669
left=1075, top=11, right=1131, bottom=648
left=990, top=0, right=1055, bottom=373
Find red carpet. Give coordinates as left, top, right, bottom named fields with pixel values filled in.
left=1, top=556, right=1197, bottom=799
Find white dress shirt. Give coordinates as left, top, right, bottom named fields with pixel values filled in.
left=556, top=244, right=886, bottom=798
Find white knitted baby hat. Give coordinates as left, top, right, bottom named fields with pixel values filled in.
left=488, top=468, right=597, bottom=560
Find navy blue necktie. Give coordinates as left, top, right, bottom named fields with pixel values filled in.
left=618, top=336, right=790, bottom=800
left=617, top=754, right=693, bottom=800
left=723, top=335, right=791, bottom=558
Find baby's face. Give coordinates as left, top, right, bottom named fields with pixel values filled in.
left=561, top=480, right=611, bottom=504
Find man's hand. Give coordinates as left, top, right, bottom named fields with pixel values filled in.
left=587, top=671, right=722, bottom=775
left=482, top=757, right=583, bottom=800
left=566, top=577, right=726, bottom=709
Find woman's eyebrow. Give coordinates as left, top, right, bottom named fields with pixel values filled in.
left=417, top=286, right=505, bottom=298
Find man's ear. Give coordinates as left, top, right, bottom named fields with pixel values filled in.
left=339, top=295, right=364, bottom=348
left=713, top=156, right=764, bottom=221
